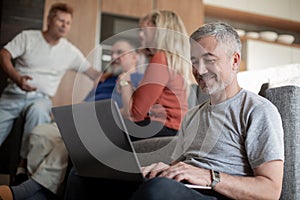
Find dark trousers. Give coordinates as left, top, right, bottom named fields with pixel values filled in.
left=64, top=167, right=140, bottom=199
left=64, top=167, right=230, bottom=200
left=125, top=119, right=178, bottom=141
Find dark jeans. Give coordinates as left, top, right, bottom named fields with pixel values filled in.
left=64, top=168, right=230, bottom=200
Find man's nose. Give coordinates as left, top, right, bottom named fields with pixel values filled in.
left=195, top=60, right=209, bottom=75
left=111, top=53, right=118, bottom=60
left=61, top=22, right=67, bottom=29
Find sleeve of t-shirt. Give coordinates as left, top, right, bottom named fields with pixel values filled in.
left=245, top=101, right=284, bottom=169
left=130, top=51, right=170, bottom=121
left=4, top=31, right=27, bottom=59
left=68, top=43, right=91, bottom=73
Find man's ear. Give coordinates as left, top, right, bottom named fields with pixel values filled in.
left=47, top=16, right=51, bottom=27
left=232, top=52, right=241, bottom=72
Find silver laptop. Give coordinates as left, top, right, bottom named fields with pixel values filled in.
left=52, top=99, right=211, bottom=189
left=52, top=99, right=144, bottom=182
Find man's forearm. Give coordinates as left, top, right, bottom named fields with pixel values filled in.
left=0, top=49, right=21, bottom=84
left=214, top=161, right=283, bottom=200
left=215, top=173, right=280, bottom=199
left=84, top=67, right=101, bottom=81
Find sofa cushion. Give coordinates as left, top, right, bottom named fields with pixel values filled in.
left=265, top=85, right=300, bottom=200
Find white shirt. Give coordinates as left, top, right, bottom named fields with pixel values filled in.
left=4, top=30, right=90, bottom=96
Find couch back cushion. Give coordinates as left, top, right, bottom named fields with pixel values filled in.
left=265, top=85, right=300, bottom=200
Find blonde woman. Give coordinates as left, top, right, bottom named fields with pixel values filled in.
left=119, top=10, right=192, bottom=140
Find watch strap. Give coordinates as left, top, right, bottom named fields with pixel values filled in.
left=210, top=169, right=221, bottom=189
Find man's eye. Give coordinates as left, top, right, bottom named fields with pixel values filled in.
left=204, top=59, right=216, bottom=64
left=191, top=59, right=198, bottom=66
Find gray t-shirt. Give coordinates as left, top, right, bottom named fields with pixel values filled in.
left=171, top=89, right=284, bottom=176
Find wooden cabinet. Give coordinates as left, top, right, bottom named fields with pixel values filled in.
left=204, top=4, right=300, bottom=34
left=101, top=0, right=204, bottom=35
left=203, top=0, right=300, bottom=23
left=203, top=2, right=300, bottom=71
left=155, top=0, right=203, bottom=35
left=101, top=0, right=152, bottom=18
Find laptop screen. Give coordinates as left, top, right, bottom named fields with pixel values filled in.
left=52, top=99, right=144, bottom=182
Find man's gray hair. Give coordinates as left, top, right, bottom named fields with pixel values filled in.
left=190, top=22, right=241, bottom=57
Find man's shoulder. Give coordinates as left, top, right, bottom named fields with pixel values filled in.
left=240, top=89, right=273, bottom=106
left=239, top=89, right=279, bottom=117
left=19, top=29, right=41, bottom=37
left=9, top=30, right=41, bottom=41
left=4, top=30, right=42, bottom=54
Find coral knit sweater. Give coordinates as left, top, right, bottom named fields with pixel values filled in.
left=130, top=51, right=188, bottom=130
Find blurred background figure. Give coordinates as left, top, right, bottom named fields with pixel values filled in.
left=118, top=10, right=192, bottom=141
left=0, top=2, right=100, bottom=186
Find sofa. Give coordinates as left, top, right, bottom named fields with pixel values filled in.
left=132, top=85, right=300, bottom=200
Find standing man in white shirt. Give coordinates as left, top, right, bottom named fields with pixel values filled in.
left=0, top=2, right=100, bottom=179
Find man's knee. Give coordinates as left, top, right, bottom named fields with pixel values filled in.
left=29, top=123, right=63, bottom=156
left=30, top=123, right=60, bottom=138
left=25, top=101, right=51, bottom=119
left=144, top=177, right=175, bottom=188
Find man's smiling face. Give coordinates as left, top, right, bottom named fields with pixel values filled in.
left=190, top=36, right=235, bottom=95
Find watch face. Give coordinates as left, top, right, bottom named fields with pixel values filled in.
left=119, top=80, right=129, bottom=86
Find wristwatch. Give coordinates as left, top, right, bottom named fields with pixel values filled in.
left=119, top=80, right=130, bottom=87
left=210, top=169, right=221, bottom=189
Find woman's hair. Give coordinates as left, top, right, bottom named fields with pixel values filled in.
left=190, top=21, right=241, bottom=57
left=140, top=10, right=192, bottom=85
left=48, top=2, right=74, bottom=18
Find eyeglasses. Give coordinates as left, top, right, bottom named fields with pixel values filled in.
left=111, top=50, right=125, bottom=56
